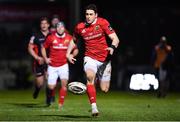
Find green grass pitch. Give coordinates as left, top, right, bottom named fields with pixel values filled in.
left=0, top=89, right=180, bottom=121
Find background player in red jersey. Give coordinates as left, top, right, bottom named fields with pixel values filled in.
left=66, top=4, right=120, bottom=116
left=28, top=17, right=50, bottom=100
left=49, top=15, right=73, bottom=100
left=41, top=21, right=77, bottom=108
left=49, top=14, right=61, bottom=103
left=50, top=14, right=60, bottom=33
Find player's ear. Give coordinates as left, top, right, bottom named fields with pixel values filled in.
left=95, top=13, right=98, bottom=18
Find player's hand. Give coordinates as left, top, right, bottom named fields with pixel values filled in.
left=44, top=58, right=51, bottom=64
left=67, top=54, right=76, bottom=64
left=36, top=56, right=44, bottom=65
left=106, top=47, right=114, bottom=55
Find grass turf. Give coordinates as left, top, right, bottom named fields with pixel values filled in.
left=0, top=89, right=180, bottom=121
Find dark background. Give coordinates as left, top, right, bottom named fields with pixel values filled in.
left=0, top=0, right=179, bottom=91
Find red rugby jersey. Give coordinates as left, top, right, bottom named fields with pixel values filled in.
left=74, top=17, right=115, bottom=62
left=43, top=33, right=72, bottom=67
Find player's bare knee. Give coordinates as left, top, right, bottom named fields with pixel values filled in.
left=86, top=70, right=95, bottom=82
left=61, top=79, right=68, bottom=87
left=104, top=88, right=109, bottom=93
left=101, top=88, right=106, bottom=92
left=36, top=82, right=43, bottom=88
left=101, top=87, right=108, bottom=93
left=86, top=75, right=94, bottom=82
left=48, top=85, right=55, bottom=90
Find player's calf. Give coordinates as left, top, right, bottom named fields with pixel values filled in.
left=33, top=86, right=41, bottom=99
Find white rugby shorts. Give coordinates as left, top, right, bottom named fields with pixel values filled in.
left=84, top=56, right=111, bottom=82
left=47, top=64, right=69, bottom=85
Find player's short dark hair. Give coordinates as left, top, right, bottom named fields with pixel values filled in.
left=39, top=16, right=50, bottom=24
left=85, top=4, right=98, bottom=14
left=51, top=14, right=60, bottom=20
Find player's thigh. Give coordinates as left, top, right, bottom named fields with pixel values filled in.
left=47, top=66, right=59, bottom=86
left=100, top=62, right=111, bottom=82
left=57, top=63, right=69, bottom=81
left=35, top=75, right=45, bottom=84
left=34, top=65, right=46, bottom=85
left=34, top=64, right=46, bottom=77
left=84, top=56, right=98, bottom=73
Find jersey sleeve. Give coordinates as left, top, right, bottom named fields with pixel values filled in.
left=29, top=35, right=35, bottom=44
left=73, top=24, right=81, bottom=43
left=100, top=18, right=115, bottom=35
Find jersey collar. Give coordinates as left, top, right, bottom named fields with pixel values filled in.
left=55, top=32, right=66, bottom=38
left=92, top=18, right=97, bottom=25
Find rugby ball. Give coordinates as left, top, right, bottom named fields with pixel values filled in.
left=68, top=82, right=87, bottom=95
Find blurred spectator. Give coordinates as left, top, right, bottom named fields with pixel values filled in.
left=151, top=36, right=174, bottom=98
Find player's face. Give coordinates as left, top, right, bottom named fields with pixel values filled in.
left=56, top=25, right=65, bottom=35
left=85, top=10, right=97, bottom=24
left=40, top=20, right=50, bottom=32
left=51, top=18, right=60, bottom=27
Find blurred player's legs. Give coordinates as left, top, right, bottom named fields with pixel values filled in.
left=32, top=66, right=55, bottom=106
left=45, top=85, right=56, bottom=105
left=58, top=64, right=69, bottom=110
left=33, top=76, right=44, bottom=98
left=58, top=79, right=68, bottom=110
left=46, top=64, right=69, bottom=108
left=46, top=66, right=58, bottom=106
left=50, top=78, right=60, bottom=103
left=46, top=84, right=57, bottom=106
left=84, top=57, right=99, bottom=116
left=86, top=73, right=99, bottom=116
left=32, top=64, right=48, bottom=101
left=99, top=62, right=111, bottom=93
left=51, top=89, right=56, bottom=102
left=100, top=81, right=110, bottom=93
left=87, top=83, right=98, bottom=116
